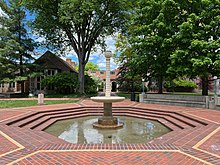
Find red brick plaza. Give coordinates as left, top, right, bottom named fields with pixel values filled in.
left=0, top=99, right=219, bottom=165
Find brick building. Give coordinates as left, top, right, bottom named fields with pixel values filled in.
left=88, top=69, right=119, bottom=92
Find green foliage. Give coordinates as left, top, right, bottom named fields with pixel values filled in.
left=84, top=75, right=98, bottom=94
left=114, top=34, right=143, bottom=93
left=91, top=76, right=103, bottom=91
left=41, top=72, right=78, bottom=94
left=128, top=0, right=182, bottom=93
left=75, top=61, right=100, bottom=73
left=123, top=0, right=220, bottom=95
left=167, top=0, right=220, bottom=95
left=0, top=0, right=36, bottom=92
left=23, top=0, right=129, bottom=94
left=165, top=79, right=197, bottom=92
left=0, top=100, right=79, bottom=109
left=173, top=80, right=197, bottom=88
left=85, top=62, right=100, bottom=72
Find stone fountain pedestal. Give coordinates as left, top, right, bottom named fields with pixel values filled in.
left=91, top=51, right=125, bottom=129
left=91, top=97, right=124, bottom=129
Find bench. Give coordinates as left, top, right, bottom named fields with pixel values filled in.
left=0, top=93, right=10, bottom=98
left=142, top=94, right=210, bottom=108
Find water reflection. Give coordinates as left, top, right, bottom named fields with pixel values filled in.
left=44, top=116, right=171, bottom=144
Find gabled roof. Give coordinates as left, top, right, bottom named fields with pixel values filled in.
left=34, top=51, right=78, bottom=73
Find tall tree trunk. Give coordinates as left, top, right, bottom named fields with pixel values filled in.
left=201, top=76, right=208, bottom=96
left=78, top=60, right=85, bottom=94
left=20, top=54, right=24, bottom=93
left=158, top=76, right=163, bottom=94
left=18, top=17, right=24, bottom=94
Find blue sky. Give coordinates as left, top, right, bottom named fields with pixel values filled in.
left=61, top=36, right=118, bottom=70
left=0, top=2, right=118, bottom=70
left=34, top=35, right=118, bottom=70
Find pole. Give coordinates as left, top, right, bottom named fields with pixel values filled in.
left=142, top=78, right=145, bottom=94
left=105, top=51, right=112, bottom=97
left=214, top=79, right=217, bottom=96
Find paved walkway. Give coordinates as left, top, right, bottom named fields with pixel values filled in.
left=0, top=99, right=219, bottom=165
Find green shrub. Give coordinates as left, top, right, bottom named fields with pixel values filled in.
left=165, top=79, right=197, bottom=92
left=41, top=72, right=78, bottom=94
left=84, top=75, right=98, bottom=94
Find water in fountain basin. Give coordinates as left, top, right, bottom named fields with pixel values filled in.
left=44, top=116, right=171, bottom=144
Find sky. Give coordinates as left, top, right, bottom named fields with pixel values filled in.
left=63, top=37, right=118, bottom=70
left=35, top=35, right=118, bottom=70
left=0, top=1, right=118, bottom=70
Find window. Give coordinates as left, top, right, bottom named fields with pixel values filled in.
left=46, top=69, right=57, bottom=76
left=52, top=70, right=55, bottom=75
left=48, top=70, right=51, bottom=75
left=9, top=82, right=15, bottom=88
left=110, top=71, right=115, bottom=75
left=100, top=71, right=104, bottom=74
left=37, top=83, right=41, bottom=90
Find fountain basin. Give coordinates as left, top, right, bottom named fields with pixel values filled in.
left=44, top=116, right=171, bottom=144
left=90, top=96, right=125, bottom=103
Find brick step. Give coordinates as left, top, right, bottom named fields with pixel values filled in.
left=33, top=112, right=181, bottom=132
left=22, top=110, right=88, bottom=129
left=87, top=108, right=192, bottom=129
left=86, top=110, right=191, bottom=129
left=33, top=113, right=90, bottom=131
left=124, top=113, right=181, bottom=131
left=29, top=110, right=127, bottom=130
left=128, top=107, right=207, bottom=127
left=0, top=125, right=67, bottom=147
left=5, top=107, right=82, bottom=126
left=11, top=108, right=84, bottom=127
left=113, top=107, right=207, bottom=127
left=126, top=106, right=208, bottom=126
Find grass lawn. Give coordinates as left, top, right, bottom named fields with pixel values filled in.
left=0, top=100, right=79, bottom=109
left=117, top=92, right=140, bottom=99
left=117, top=93, right=131, bottom=99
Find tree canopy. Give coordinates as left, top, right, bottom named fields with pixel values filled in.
left=75, top=61, right=100, bottom=73
left=123, top=0, right=220, bottom=95
left=168, top=0, right=220, bottom=95
left=23, top=0, right=129, bottom=94
left=0, top=0, right=36, bottom=92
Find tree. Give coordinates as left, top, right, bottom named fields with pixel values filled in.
left=75, top=61, right=100, bottom=73
left=129, top=0, right=181, bottom=93
left=0, top=0, right=36, bottom=93
left=23, top=0, right=129, bottom=94
left=168, top=0, right=220, bottom=95
left=41, top=72, right=78, bottom=94
left=114, top=34, right=141, bottom=94
left=85, top=62, right=100, bottom=72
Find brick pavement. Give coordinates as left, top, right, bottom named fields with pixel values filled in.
left=0, top=99, right=219, bottom=164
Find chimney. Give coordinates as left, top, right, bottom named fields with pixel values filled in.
left=66, top=58, right=72, bottom=65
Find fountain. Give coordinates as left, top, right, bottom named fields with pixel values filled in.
left=91, top=51, right=125, bottom=129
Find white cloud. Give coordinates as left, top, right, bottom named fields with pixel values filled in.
left=35, top=36, right=46, bottom=43
left=0, top=7, right=7, bottom=17
left=95, top=56, right=117, bottom=70
left=97, top=62, right=106, bottom=69
left=89, top=51, right=102, bottom=60
left=0, top=7, right=8, bottom=28
left=105, top=36, right=116, bottom=52
left=65, top=49, right=77, bottom=57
